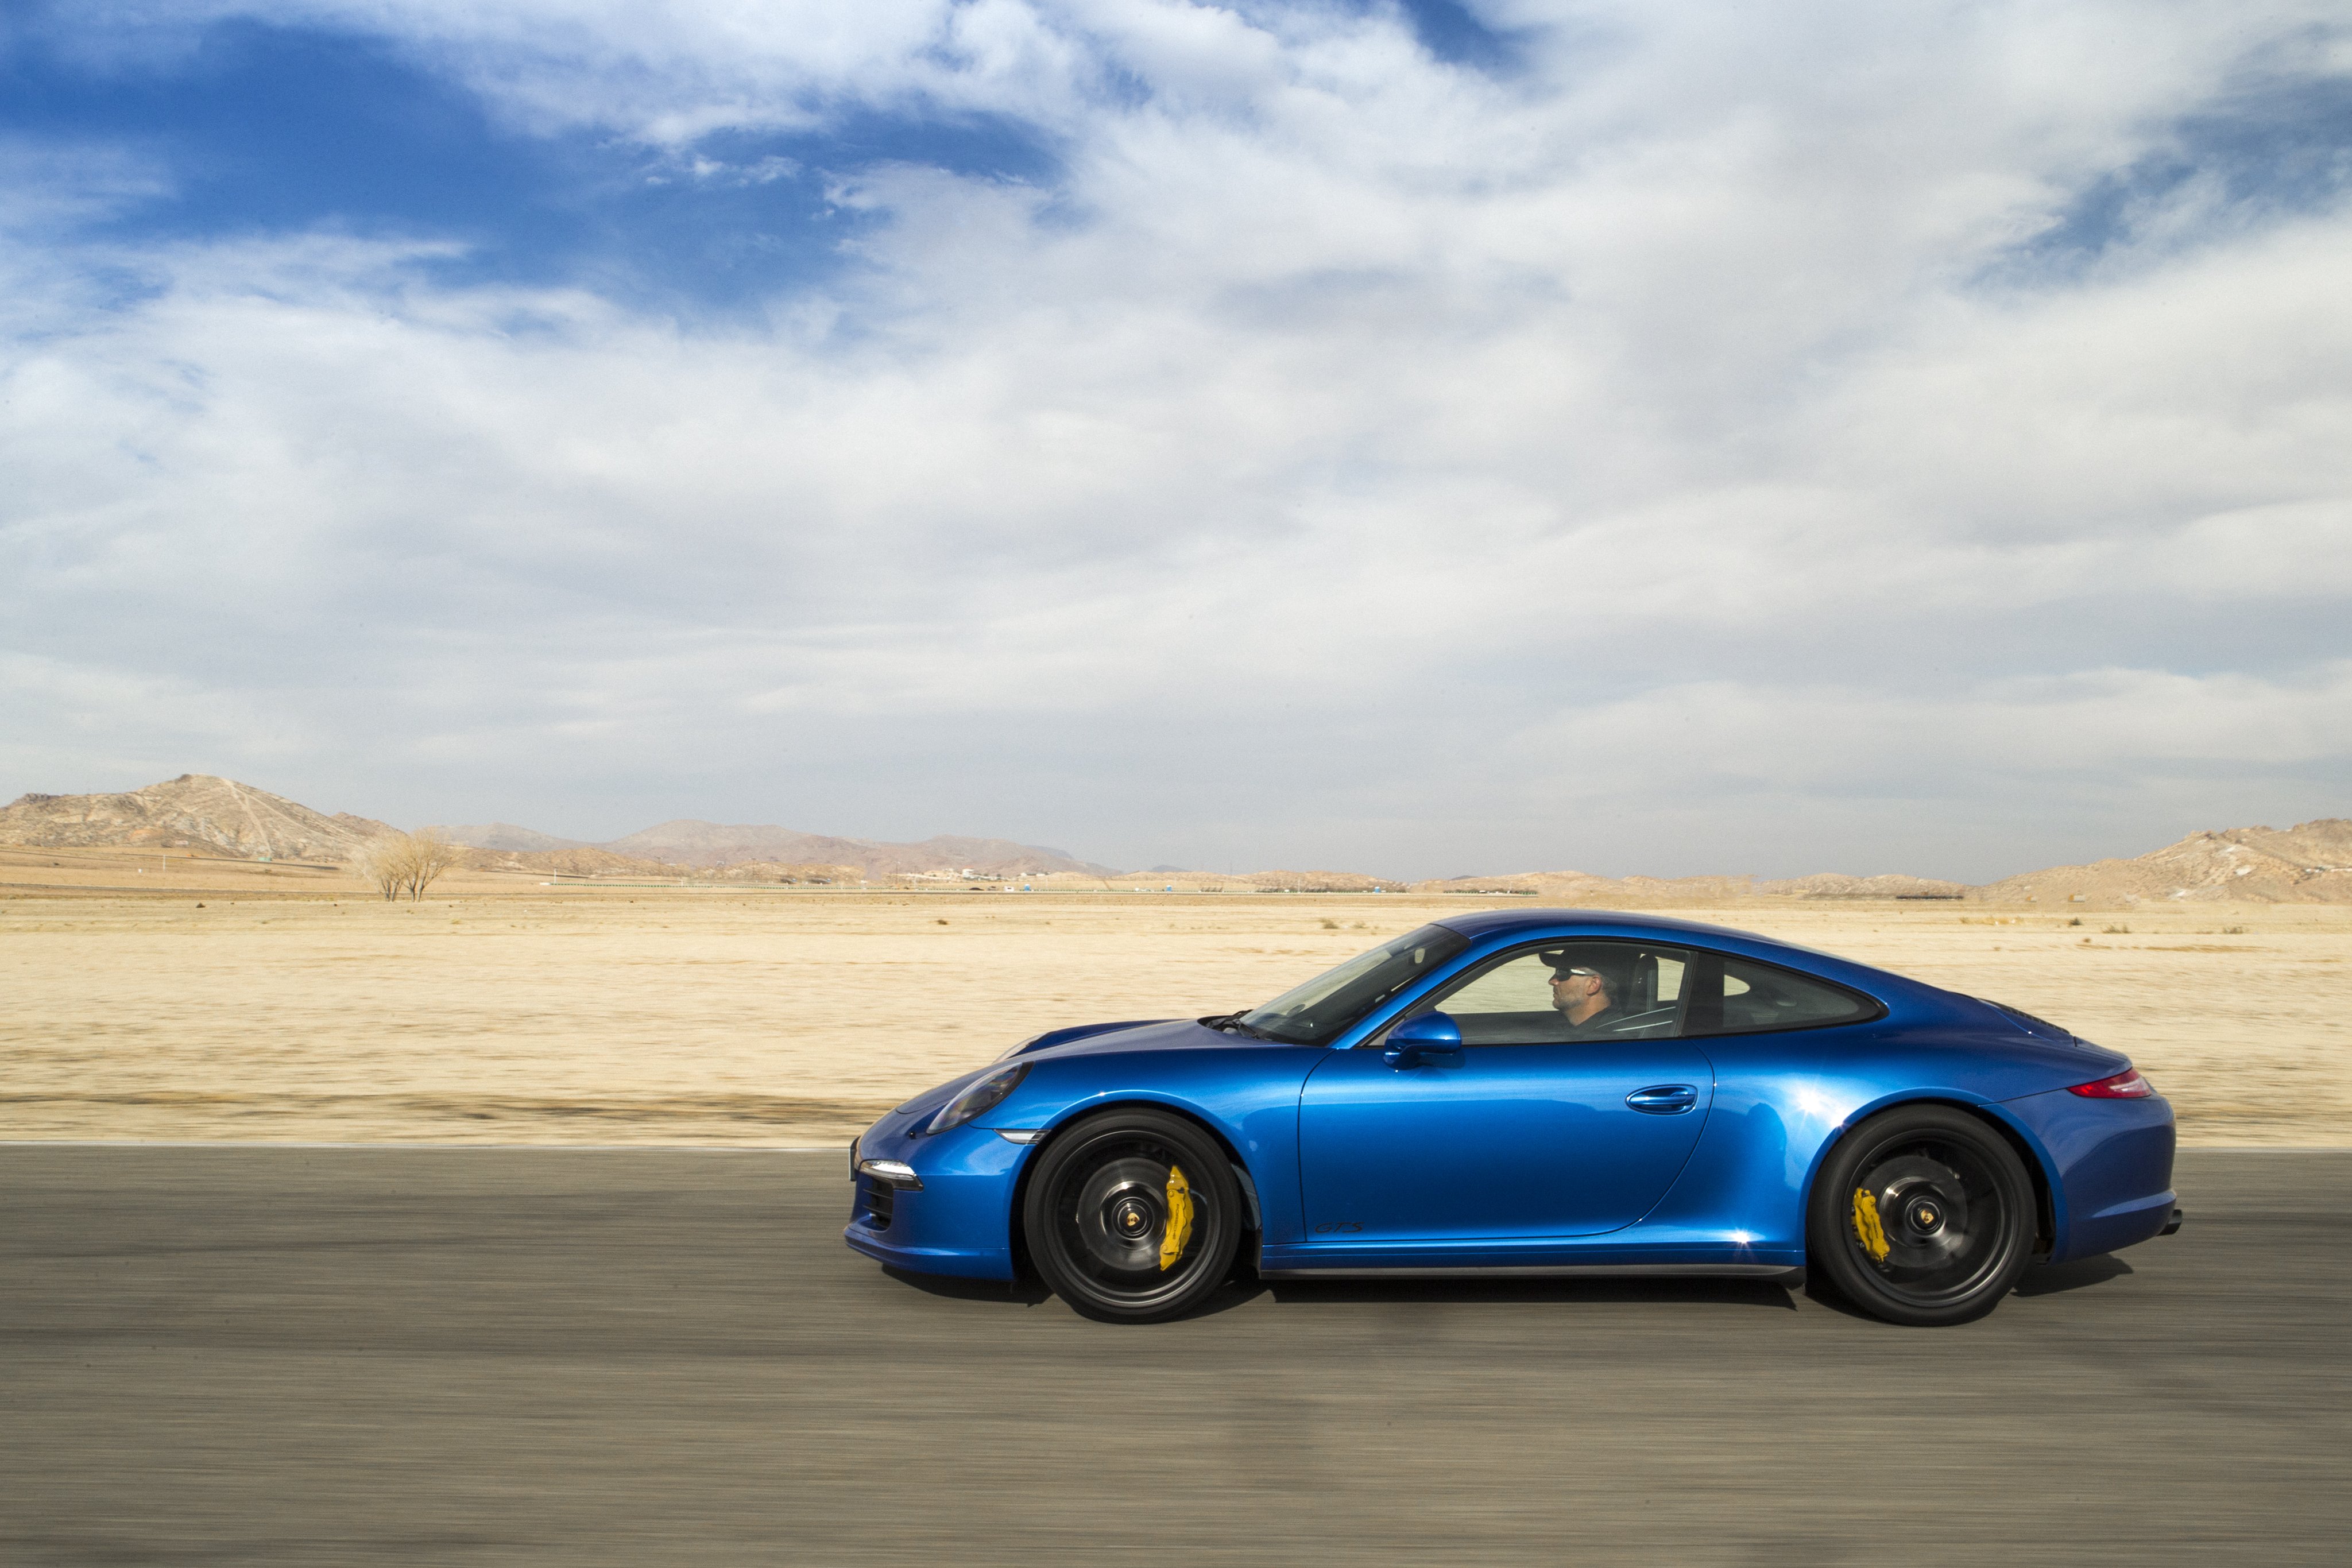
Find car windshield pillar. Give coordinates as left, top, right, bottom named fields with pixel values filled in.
left=1239, top=925, right=1469, bottom=1045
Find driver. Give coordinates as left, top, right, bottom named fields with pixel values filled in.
left=1544, top=949, right=1630, bottom=1035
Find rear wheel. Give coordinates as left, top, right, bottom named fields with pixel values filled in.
left=1809, top=1105, right=2035, bottom=1326
left=1022, top=1110, right=1241, bottom=1323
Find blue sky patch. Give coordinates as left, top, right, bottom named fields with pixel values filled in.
left=1, top=17, right=1064, bottom=316
left=2011, top=72, right=2352, bottom=277
left=1387, top=0, right=1530, bottom=74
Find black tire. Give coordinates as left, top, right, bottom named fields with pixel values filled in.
left=1808, top=1104, right=2036, bottom=1326
left=1022, top=1109, right=1243, bottom=1323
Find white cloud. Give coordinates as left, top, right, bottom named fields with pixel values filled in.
left=3, top=1, right=2349, bottom=876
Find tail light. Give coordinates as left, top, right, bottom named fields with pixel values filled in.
left=2067, top=1068, right=2154, bottom=1099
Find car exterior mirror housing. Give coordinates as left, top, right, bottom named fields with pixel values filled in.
left=1382, top=1011, right=1464, bottom=1067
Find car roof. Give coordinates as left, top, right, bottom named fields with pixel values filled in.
left=1425, top=905, right=1947, bottom=1006
left=1430, top=907, right=1778, bottom=943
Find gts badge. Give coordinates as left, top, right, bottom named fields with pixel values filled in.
left=1314, top=1222, right=1364, bottom=1234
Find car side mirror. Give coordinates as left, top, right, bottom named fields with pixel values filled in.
left=1382, top=1011, right=1464, bottom=1068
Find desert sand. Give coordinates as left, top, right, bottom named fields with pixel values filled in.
left=3, top=851, right=2346, bottom=1148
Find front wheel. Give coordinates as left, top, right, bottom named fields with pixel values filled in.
left=1808, top=1105, right=2036, bottom=1326
left=1022, top=1110, right=1243, bottom=1323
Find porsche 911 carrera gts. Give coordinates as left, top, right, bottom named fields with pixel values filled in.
left=845, top=909, right=2179, bottom=1325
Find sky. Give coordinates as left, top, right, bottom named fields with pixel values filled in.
left=2, top=1, right=2349, bottom=882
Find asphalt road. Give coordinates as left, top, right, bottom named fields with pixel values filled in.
left=2, top=1147, right=2346, bottom=1566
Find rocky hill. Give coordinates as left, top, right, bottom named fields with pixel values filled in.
left=0, top=775, right=394, bottom=862
left=1975, top=819, right=2352, bottom=905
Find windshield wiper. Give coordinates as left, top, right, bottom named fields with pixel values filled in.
left=1200, top=1012, right=1272, bottom=1039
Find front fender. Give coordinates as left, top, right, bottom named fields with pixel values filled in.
left=982, top=1047, right=1322, bottom=1245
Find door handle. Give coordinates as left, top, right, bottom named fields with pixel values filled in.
left=1625, top=1085, right=1699, bottom=1115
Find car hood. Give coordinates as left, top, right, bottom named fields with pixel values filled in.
left=1002, top=1017, right=1185, bottom=1059
left=891, top=1018, right=1255, bottom=1123
left=1018, top=1016, right=1254, bottom=1060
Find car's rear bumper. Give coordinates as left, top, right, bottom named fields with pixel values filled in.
left=841, top=1116, right=1027, bottom=1282
left=1999, top=1085, right=2178, bottom=1263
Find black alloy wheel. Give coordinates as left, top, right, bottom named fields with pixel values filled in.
left=1808, top=1104, right=2036, bottom=1326
left=1022, top=1109, right=1244, bottom=1323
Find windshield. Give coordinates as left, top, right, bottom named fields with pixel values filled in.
left=1240, top=924, right=1469, bottom=1044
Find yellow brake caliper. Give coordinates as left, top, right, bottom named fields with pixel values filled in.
left=1852, top=1187, right=1891, bottom=1263
left=1159, top=1164, right=1195, bottom=1271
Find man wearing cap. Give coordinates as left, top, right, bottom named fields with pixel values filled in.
left=1544, top=950, right=1629, bottom=1035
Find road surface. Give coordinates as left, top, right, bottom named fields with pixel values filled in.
left=3, top=1147, right=2345, bottom=1565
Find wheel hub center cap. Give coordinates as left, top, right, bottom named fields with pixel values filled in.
left=1111, top=1196, right=1153, bottom=1238
left=1908, top=1198, right=1944, bottom=1234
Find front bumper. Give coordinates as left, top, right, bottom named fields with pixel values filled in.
left=842, top=1115, right=1028, bottom=1281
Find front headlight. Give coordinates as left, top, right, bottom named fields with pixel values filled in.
left=926, top=1062, right=1031, bottom=1135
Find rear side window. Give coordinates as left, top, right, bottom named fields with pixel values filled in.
left=1681, top=951, right=1881, bottom=1036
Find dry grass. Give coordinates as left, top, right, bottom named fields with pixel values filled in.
left=2, top=869, right=2346, bottom=1147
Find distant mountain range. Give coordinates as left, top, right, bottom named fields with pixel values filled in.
left=4, top=774, right=2347, bottom=902
left=423, top=818, right=1120, bottom=880
left=0, top=775, right=1113, bottom=880
left=425, top=822, right=584, bottom=854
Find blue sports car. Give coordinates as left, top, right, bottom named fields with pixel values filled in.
left=845, top=909, right=2180, bottom=1325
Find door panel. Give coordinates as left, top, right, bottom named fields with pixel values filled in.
left=1298, top=1041, right=1714, bottom=1241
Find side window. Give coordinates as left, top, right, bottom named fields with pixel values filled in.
left=1379, top=942, right=1692, bottom=1046
left=1681, top=950, right=1879, bottom=1036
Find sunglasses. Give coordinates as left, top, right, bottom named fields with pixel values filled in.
left=1549, top=967, right=1598, bottom=981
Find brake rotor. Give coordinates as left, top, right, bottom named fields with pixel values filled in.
left=1073, top=1156, right=1170, bottom=1276
left=1856, top=1153, right=1972, bottom=1272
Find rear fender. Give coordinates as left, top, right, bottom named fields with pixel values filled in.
left=1799, top=1094, right=2067, bottom=1258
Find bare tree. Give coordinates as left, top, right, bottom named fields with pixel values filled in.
left=355, top=835, right=407, bottom=902
left=400, top=830, right=459, bottom=901
left=355, top=831, right=461, bottom=903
